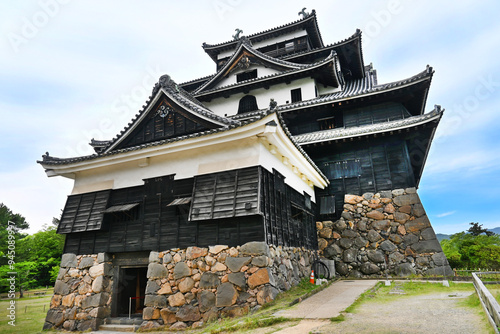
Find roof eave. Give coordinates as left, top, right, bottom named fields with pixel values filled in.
left=279, top=68, right=433, bottom=114
left=295, top=109, right=443, bottom=146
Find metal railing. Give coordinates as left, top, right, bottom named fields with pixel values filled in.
left=129, top=296, right=144, bottom=319
left=472, top=272, right=500, bottom=333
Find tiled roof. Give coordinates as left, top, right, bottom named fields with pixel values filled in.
left=101, top=75, right=240, bottom=154
left=182, top=29, right=362, bottom=90
left=194, top=45, right=339, bottom=97
left=202, top=9, right=322, bottom=51
left=39, top=108, right=329, bottom=185
left=194, top=37, right=334, bottom=95
left=293, top=106, right=443, bottom=145
left=277, top=65, right=433, bottom=113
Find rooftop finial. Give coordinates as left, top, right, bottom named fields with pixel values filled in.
left=298, top=7, right=310, bottom=19
left=233, top=28, right=243, bottom=40
left=269, top=98, right=277, bottom=110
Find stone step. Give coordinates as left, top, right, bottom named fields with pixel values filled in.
left=105, top=317, right=143, bottom=325
left=98, top=324, right=139, bottom=332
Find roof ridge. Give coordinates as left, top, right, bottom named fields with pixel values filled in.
left=194, top=49, right=337, bottom=96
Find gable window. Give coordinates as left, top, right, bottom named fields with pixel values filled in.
left=238, top=95, right=258, bottom=114
left=237, top=69, right=257, bottom=83
left=291, top=88, right=302, bottom=103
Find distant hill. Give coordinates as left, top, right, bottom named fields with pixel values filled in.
left=437, top=233, right=450, bottom=242
left=490, top=227, right=500, bottom=235
left=436, top=227, right=500, bottom=243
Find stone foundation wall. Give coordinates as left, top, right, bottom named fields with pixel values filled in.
left=44, top=242, right=315, bottom=331
left=43, top=253, right=113, bottom=331
left=317, top=188, right=452, bottom=278
left=141, top=242, right=315, bottom=330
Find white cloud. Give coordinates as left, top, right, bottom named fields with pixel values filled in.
left=1, top=1, right=499, bottom=233
left=436, top=211, right=456, bottom=218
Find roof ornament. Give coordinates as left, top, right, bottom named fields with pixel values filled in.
left=159, top=74, right=172, bottom=88
left=269, top=98, right=278, bottom=111
left=237, top=55, right=251, bottom=70
left=298, top=7, right=310, bottom=19
left=232, top=28, right=243, bottom=40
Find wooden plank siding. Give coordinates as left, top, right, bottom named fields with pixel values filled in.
left=189, top=167, right=260, bottom=221
left=260, top=168, right=317, bottom=249
left=57, top=190, right=111, bottom=234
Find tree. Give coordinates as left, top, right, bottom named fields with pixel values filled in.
left=467, top=222, right=494, bottom=236
left=0, top=203, right=29, bottom=265
left=441, top=232, right=500, bottom=269
left=16, top=224, right=65, bottom=287
left=0, top=262, right=38, bottom=297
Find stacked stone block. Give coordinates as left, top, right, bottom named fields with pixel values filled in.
left=44, top=242, right=314, bottom=331
left=43, top=253, right=113, bottom=331
left=141, top=241, right=315, bottom=330
left=317, top=188, right=452, bottom=278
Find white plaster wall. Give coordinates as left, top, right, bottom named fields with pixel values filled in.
left=204, top=77, right=317, bottom=117
left=217, top=30, right=308, bottom=60
left=70, top=137, right=314, bottom=200
left=70, top=136, right=316, bottom=202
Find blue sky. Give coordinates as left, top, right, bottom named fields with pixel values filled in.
left=1, top=1, right=499, bottom=234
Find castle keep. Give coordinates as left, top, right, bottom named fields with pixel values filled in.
left=39, top=9, right=451, bottom=331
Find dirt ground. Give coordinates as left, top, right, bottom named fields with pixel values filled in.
left=244, top=290, right=493, bottom=334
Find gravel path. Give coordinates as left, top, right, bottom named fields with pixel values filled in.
left=246, top=287, right=491, bottom=334
left=313, top=290, right=491, bottom=334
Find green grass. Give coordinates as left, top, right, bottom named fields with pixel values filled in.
left=329, top=314, right=345, bottom=322
left=0, top=289, right=53, bottom=334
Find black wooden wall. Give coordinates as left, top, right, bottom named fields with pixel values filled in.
left=307, top=136, right=416, bottom=218
left=61, top=166, right=317, bottom=254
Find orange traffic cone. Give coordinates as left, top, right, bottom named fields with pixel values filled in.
left=310, top=270, right=315, bottom=284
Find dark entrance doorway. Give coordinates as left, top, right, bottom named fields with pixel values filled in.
left=116, top=267, right=147, bottom=316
